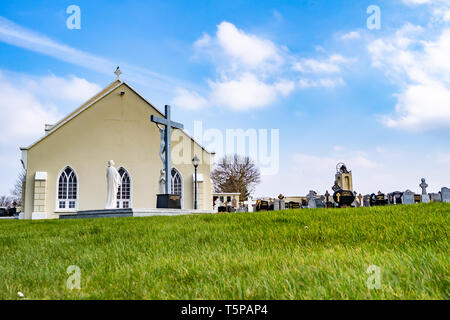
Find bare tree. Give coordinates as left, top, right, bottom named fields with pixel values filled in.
left=211, top=154, right=261, bottom=201
left=0, top=195, right=13, bottom=208
left=10, top=169, right=25, bottom=206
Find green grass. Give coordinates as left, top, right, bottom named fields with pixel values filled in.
left=0, top=203, right=448, bottom=300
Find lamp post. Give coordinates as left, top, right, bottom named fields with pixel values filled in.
left=192, top=155, right=200, bottom=210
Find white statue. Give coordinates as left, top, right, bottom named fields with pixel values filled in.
left=214, top=198, right=221, bottom=213
left=105, top=160, right=121, bottom=209
left=159, top=169, right=166, bottom=194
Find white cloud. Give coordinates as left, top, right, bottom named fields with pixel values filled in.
left=215, top=21, right=283, bottom=70
left=369, top=13, right=450, bottom=131
left=298, top=77, right=345, bottom=89
left=208, top=73, right=294, bottom=110
left=171, top=88, right=208, bottom=110
left=191, top=21, right=352, bottom=110
left=340, top=31, right=361, bottom=40
left=0, top=71, right=100, bottom=195
left=403, top=0, right=433, bottom=5
left=293, top=55, right=354, bottom=74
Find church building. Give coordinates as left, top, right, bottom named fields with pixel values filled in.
left=20, top=75, right=214, bottom=219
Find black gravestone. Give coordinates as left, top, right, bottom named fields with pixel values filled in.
left=287, top=201, right=301, bottom=209
left=414, top=194, right=421, bottom=203
left=370, top=193, right=387, bottom=206
left=333, top=189, right=355, bottom=207
left=256, top=200, right=270, bottom=211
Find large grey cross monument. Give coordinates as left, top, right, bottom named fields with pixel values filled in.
left=151, top=105, right=184, bottom=208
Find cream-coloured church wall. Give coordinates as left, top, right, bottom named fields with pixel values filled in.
left=23, top=83, right=212, bottom=219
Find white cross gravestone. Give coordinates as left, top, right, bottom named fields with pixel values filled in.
left=244, top=197, right=256, bottom=213
left=419, top=178, right=430, bottom=203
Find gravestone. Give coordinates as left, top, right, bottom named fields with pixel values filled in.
left=414, top=194, right=421, bottom=203
left=256, top=200, right=270, bottom=211
left=273, top=199, right=280, bottom=211
left=314, top=198, right=325, bottom=208
left=389, top=191, right=403, bottom=205
left=402, top=190, right=415, bottom=205
left=287, top=201, right=301, bottom=209
left=307, top=191, right=317, bottom=209
left=324, top=190, right=333, bottom=208
left=363, top=195, right=371, bottom=207
left=441, top=187, right=450, bottom=203
left=273, top=195, right=286, bottom=211
left=376, top=192, right=387, bottom=206
left=429, top=193, right=441, bottom=203
left=419, top=178, right=430, bottom=203
left=334, top=190, right=356, bottom=207
left=356, top=194, right=363, bottom=207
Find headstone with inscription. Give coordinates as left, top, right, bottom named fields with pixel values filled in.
left=307, top=191, right=317, bottom=209
left=429, top=193, right=441, bottom=203
left=441, top=187, right=450, bottom=203
left=334, top=189, right=356, bottom=207
left=402, top=190, right=415, bottom=205
left=363, top=195, right=371, bottom=207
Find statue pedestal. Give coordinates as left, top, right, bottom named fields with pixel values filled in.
left=157, top=194, right=181, bottom=209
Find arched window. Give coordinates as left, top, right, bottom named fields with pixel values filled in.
left=58, top=166, right=78, bottom=210
left=171, top=168, right=182, bottom=196
left=117, top=168, right=131, bottom=208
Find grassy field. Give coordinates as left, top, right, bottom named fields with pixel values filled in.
left=0, top=203, right=448, bottom=300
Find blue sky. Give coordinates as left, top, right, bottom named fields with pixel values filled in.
left=0, top=0, right=449, bottom=197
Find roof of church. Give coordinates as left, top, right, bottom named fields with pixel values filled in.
left=20, top=79, right=212, bottom=154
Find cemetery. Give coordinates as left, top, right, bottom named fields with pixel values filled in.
left=216, top=162, right=450, bottom=213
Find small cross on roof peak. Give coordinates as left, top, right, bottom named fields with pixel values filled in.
left=114, top=67, right=122, bottom=80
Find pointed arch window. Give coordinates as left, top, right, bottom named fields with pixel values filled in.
left=171, top=168, right=182, bottom=196
left=58, top=167, right=78, bottom=210
left=117, top=168, right=131, bottom=209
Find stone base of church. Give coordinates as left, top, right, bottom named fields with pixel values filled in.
left=59, top=208, right=214, bottom=220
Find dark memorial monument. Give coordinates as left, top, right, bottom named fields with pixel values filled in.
left=333, top=190, right=355, bottom=207
left=332, top=162, right=355, bottom=207
left=151, top=105, right=184, bottom=209
left=287, top=201, right=301, bottom=209
left=256, top=200, right=270, bottom=211
left=370, top=192, right=388, bottom=206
